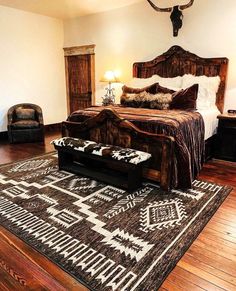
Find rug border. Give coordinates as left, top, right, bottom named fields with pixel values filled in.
left=0, top=151, right=57, bottom=169
left=1, top=223, right=93, bottom=290
left=155, top=184, right=232, bottom=290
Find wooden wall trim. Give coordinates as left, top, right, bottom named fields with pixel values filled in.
left=63, top=45, right=95, bottom=56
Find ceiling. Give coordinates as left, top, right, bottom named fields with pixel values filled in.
left=0, top=0, right=144, bottom=19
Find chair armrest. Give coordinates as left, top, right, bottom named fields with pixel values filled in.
left=37, top=112, right=44, bottom=125
left=7, top=108, right=15, bottom=125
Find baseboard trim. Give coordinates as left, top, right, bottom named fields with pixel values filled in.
left=0, top=131, right=8, bottom=141
left=0, top=123, right=62, bottom=141
left=44, top=123, right=62, bottom=132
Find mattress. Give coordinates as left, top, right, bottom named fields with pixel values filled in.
left=198, top=107, right=220, bottom=140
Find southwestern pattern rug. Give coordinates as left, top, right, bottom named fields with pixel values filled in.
left=0, top=153, right=232, bottom=291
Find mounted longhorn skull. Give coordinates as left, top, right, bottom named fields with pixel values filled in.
left=146, top=0, right=194, bottom=37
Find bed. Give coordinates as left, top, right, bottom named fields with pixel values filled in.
left=62, top=46, right=228, bottom=190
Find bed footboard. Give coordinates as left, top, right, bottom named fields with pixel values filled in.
left=62, top=108, right=174, bottom=191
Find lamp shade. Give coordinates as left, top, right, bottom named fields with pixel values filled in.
left=100, top=71, right=120, bottom=83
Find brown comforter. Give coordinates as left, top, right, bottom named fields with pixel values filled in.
left=68, top=106, right=205, bottom=189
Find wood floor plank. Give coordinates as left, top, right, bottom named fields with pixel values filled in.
left=205, top=220, right=236, bottom=239
left=188, top=244, right=236, bottom=277
left=206, top=218, right=236, bottom=236
left=193, top=237, right=236, bottom=262
left=213, top=209, right=236, bottom=223
left=198, top=227, right=236, bottom=252
left=163, top=270, right=205, bottom=291
left=210, top=215, right=236, bottom=228
left=161, top=279, right=186, bottom=291
left=182, top=252, right=236, bottom=286
left=169, top=266, right=225, bottom=291
left=201, top=227, right=236, bottom=245
left=177, top=261, right=236, bottom=290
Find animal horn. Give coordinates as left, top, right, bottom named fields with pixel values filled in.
left=146, top=0, right=172, bottom=12
left=179, top=0, right=194, bottom=10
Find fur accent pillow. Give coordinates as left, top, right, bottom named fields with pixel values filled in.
left=149, top=93, right=173, bottom=109
left=121, top=91, right=172, bottom=109
left=120, top=91, right=149, bottom=107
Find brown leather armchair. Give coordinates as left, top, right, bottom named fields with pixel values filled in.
left=7, top=103, right=44, bottom=143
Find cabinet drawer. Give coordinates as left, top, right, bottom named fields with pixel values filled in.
left=218, top=119, right=236, bottom=129
left=218, top=126, right=236, bottom=134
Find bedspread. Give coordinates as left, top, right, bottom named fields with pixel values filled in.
left=68, top=106, right=205, bottom=189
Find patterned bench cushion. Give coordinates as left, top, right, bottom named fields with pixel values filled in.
left=52, top=137, right=151, bottom=165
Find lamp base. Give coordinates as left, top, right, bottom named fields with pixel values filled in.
left=102, top=96, right=115, bottom=106
left=102, top=87, right=115, bottom=106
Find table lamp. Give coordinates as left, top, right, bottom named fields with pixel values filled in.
left=100, top=71, right=120, bottom=106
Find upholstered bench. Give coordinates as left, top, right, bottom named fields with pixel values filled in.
left=52, top=137, right=151, bottom=191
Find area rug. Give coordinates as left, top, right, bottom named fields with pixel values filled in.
left=0, top=153, right=232, bottom=291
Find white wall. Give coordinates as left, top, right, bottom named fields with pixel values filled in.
left=0, top=5, right=67, bottom=132
left=64, top=0, right=236, bottom=110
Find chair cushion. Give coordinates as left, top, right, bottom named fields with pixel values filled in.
left=15, top=108, right=35, bottom=120
left=11, top=120, right=40, bottom=129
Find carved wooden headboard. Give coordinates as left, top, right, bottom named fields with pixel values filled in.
left=133, top=46, right=228, bottom=113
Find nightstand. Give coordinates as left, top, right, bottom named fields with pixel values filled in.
left=214, top=114, right=236, bottom=162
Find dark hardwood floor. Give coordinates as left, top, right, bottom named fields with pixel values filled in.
left=0, top=131, right=235, bottom=290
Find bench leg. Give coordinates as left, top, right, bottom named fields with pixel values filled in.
left=58, top=151, right=73, bottom=171
left=127, top=165, right=143, bottom=191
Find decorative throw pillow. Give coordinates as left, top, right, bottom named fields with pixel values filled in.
left=122, top=83, right=158, bottom=95
left=155, top=83, right=176, bottom=94
left=120, top=91, right=150, bottom=107
left=149, top=93, right=173, bottom=109
left=15, top=107, right=35, bottom=120
left=170, top=84, right=199, bottom=110
left=121, top=91, right=173, bottom=109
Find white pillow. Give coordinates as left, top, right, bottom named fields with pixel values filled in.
left=154, top=75, right=182, bottom=89
left=127, top=76, right=157, bottom=88
left=182, top=74, right=220, bottom=109
left=127, top=74, right=182, bottom=90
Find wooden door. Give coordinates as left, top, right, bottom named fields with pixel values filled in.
left=66, top=54, right=93, bottom=113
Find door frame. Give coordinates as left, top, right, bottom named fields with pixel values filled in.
left=64, top=44, right=95, bottom=115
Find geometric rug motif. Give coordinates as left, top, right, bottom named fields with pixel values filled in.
left=139, top=198, right=187, bottom=232
left=0, top=153, right=232, bottom=291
